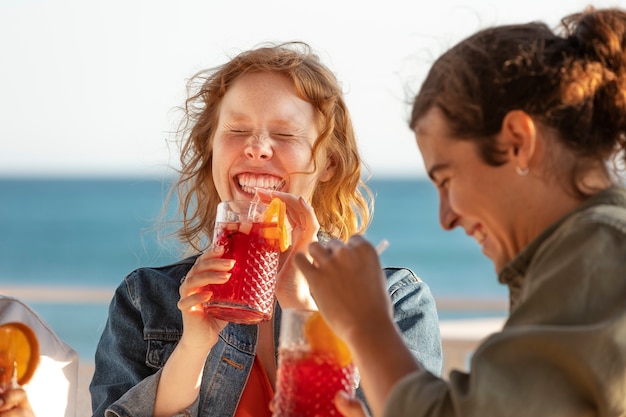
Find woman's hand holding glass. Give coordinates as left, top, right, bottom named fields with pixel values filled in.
left=255, top=189, right=320, bottom=310
left=178, top=246, right=234, bottom=349
left=154, top=247, right=235, bottom=417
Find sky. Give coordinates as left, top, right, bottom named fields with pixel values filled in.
left=0, top=0, right=622, bottom=179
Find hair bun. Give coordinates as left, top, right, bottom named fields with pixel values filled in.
left=562, top=7, right=626, bottom=75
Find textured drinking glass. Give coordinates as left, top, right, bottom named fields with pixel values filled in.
left=202, top=200, right=281, bottom=324
left=273, top=309, right=357, bottom=417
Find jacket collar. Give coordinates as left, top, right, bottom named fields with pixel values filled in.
left=498, top=186, right=626, bottom=310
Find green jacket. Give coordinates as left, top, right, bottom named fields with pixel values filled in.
left=385, top=186, right=626, bottom=417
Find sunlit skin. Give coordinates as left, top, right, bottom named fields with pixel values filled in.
left=414, top=106, right=583, bottom=273
left=154, top=71, right=336, bottom=417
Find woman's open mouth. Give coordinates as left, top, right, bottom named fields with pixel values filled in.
left=237, top=173, right=285, bottom=195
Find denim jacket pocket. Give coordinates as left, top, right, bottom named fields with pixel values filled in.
left=145, top=332, right=180, bottom=369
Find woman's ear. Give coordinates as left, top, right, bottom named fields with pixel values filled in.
left=501, top=110, right=536, bottom=169
left=318, top=156, right=337, bottom=182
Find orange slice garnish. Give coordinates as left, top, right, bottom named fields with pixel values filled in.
left=0, top=322, right=39, bottom=386
left=303, top=311, right=352, bottom=366
left=263, top=198, right=289, bottom=252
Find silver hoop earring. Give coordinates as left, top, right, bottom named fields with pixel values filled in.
left=516, top=166, right=529, bottom=176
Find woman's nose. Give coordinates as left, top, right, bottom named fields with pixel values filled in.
left=245, top=134, right=273, bottom=160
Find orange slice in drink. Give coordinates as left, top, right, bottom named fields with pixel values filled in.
left=263, top=198, right=289, bottom=252
left=303, top=311, right=352, bottom=366
left=0, top=322, right=39, bottom=386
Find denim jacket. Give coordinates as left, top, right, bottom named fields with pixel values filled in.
left=90, top=259, right=442, bottom=417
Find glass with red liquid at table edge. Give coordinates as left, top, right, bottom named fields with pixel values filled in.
left=272, top=308, right=358, bottom=417
left=202, top=199, right=289, bottom=324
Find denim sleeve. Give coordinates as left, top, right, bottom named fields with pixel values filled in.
left=104, top=369, right=199, bottom=417
left=90, top=272, right=158, bottom=416
left=90, top=271, right=189, bottom=416
left=385, top=267, right=442, bottom=377
left=355, top=267, right=443, bottom=411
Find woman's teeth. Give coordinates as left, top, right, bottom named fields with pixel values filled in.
left=238, top=175, right=284, bottom=193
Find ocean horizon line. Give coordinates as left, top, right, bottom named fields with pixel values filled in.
left=0, top=172, right=428, bottom=181
left=0, top=284, right=508, bottom=312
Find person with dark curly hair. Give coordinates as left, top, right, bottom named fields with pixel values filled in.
left=296, top=7, right=626, bottom=417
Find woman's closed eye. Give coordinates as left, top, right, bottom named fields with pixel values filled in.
left=273, top=132, right=295, bottom=138
left=226, top=129, right=295, bottom=138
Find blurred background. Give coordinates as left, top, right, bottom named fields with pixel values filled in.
left=1, top=0, right=616, bottom=178
left=1, top=1, right=619, bottom=402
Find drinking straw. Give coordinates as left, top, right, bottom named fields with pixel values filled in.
left=375, top=239, right=390, bottom=255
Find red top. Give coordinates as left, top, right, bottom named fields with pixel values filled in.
left=234, top=355, right=274, bottom=417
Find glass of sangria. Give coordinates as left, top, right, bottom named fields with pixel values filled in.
left=273, top=309, right=357, bottom=417
left=202, top=199, right=289, bottom=324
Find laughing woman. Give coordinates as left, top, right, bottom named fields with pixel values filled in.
left=89, top=42, right=442, bottom=417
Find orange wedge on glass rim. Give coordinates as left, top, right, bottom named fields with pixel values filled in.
left=0, top=322, right=39, bottom=386
left=262, top=197, right=290, bottom=252
left=303, top=311, right=352, bottom=366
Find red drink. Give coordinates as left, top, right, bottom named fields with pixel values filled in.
left=273, top=346, right=356, bottom=417
left=202, top=219, right=280, bottom=323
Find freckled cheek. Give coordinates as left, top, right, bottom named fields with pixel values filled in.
left=212, top=138, right=238, bottom=157
left=212, top=171, right=230, bottom=200
left=211, top=146, right=238, bottom=196
left=284, top=146, right=316, bottom=171
left=214, top=139, right=247, bottom=168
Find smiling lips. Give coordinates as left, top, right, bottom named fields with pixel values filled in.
left=237, top=173, right=285, bottom=194
left=471, top=226, right=486, bottom=245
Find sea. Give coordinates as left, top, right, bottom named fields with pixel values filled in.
left=0, top=177, right=508, bottom=361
